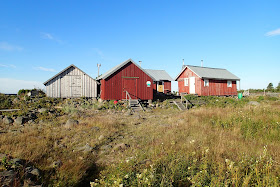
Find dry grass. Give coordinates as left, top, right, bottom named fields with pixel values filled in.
left=1, top=97, right=280, bottom=186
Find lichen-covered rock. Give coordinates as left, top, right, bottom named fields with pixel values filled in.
left=14, top=116, right=24, bottom=125
left=64, top=119, right=79, bottom=129
left=3, top=116, right=13, bottom=125
left=111, top=143, right=130, bottom=152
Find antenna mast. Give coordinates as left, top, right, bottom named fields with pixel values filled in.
left=97, top=63, right=101, bottom=76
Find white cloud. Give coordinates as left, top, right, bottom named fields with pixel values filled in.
left=265, top=28, right=280, bottom=37
left=40, top=32, right=63, bottom=44
left=0, top=64, right=16, bottom=68
left=0, top=42, right=23, bottom=51
left=0, top=78, right=44, bottom=94
left=34, top=66, right=56, bottom=72
left=40, top=32, right=54, bottom=40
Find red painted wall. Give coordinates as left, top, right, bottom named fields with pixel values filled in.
left=177, top=67, right=238, bottom=96
left=153, top=81, right=172, bottom=94
left=164, top=81, right=171, bottom=94
left=100, top=62, right=154, bottom=100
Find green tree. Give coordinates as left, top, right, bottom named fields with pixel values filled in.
left=267, top=83, right=274, bottom=90
left=276, top=82, right=280, bottom=91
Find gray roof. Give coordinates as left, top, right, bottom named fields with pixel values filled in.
left=175, top=65, right=240, bottom=81
left=43, top=64, right=96, bottom=85
left=97, top=58, right=154, bottom=80
left=144, top=69, right=173, bottom=81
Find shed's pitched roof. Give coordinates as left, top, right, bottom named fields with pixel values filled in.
left=43, top=64, right=96, bottom=85
left=175, top=65, right=240, bottom=81
left=97, top=58, right=153, bottom=80
left=144, top=69, right=173, bottom=81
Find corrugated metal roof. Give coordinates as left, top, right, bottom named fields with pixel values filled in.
left=175, top=65, right=240, bottom=81
left=43, top=64, right=96, bottom=85
left=97, top=58, right=154, bottom=80
left=144, top=69, right=173, bottom=81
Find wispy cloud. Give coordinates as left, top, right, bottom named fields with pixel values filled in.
left=92, top=48, right=105, bottom=59
left=40, top=32, right=63, bottom=44
left=0, top=63, right=16, bottom=68
left=265, top=28, right=280, bottom=37
left=0, top=42, right=23, bottom=51
left=34, top=66, right=56, bottom=72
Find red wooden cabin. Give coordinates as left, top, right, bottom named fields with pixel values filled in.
left=175, top=65, right=240, bottom=96
left=97, top=59, right=154, bottom=100
left=144, top=69, right=173, bottom=94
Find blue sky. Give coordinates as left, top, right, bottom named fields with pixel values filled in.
left=0, top=0, right=280, bottom=93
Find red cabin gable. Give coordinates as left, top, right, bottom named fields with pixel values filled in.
left=175, top=65, right=240, bottom=96
left=98, top=59, right=154, bottom=100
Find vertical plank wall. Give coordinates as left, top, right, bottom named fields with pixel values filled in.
left=45, top=66, right=97, bottom=98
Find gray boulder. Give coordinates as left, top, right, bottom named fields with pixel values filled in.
left=111, top=143, right=130, bottom=152
left=74, top=144, right=93, bottom=153
left=3, top=116, right=13, bottom=125
left=14, top=116, right=24, bottom=125
left=38, top=108, right=47, bottom=113
left=64, top=119, right=79, bottom=129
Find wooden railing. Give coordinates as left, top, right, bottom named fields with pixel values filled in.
left=181, top=95, right=192, bottom=109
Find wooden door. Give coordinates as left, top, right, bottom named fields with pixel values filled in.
left=123, top=78, right=137, bottom=99
left=71, top=75, right=82, bottom=97
left=189, top=77, right=196, bottom=94
left=157, top=81, right=164, bottom=92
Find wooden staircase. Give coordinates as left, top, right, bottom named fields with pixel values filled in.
left=129, top=99, right=144, bottom=112
left=173, top=100, right=186, bottom=111
left=173, top=95, right=192, bottom=111
left=124, top=91, right=144, bottom=112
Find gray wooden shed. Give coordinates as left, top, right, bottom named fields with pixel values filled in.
left=43, top=64, right=98, bottom=98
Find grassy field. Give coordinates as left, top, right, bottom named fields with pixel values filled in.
left=1, top=94, right=280, bottom=186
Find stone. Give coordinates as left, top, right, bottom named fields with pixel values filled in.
left=111, top=143, right=130, bottom=152
left=100, top=144, right=112, bottom=151
left=3, top=116, right=13, bottom=125
left=64, top=119, right=79, bottom=129
left=248, top=101, right=260, bottom=106
left=38, top=108, right=47, bottom=113
left=91, top=126, right=100, bottom=131
left=11, top=158, right=23, bottom=166
left=14, top=116, right=24, bottom=125
left=74, top=144, right=93, bottom=153
left=98, top=135, right=105, bottom=141
left=30, top=168, right=40, bottom=176
left=13, top=97, right=19, bottom=104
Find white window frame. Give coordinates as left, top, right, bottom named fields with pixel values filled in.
left=204, top=79, right=209, bottom=87
left=227, top=80, right=232, bottom=88
left=184, top=78, right=189, bottom=86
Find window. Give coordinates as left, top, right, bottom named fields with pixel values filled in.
left=227, top=80, right=232, bottom=87
left=204, top=79, right=209, bottom=87
left=184, top=78, right=189, bottom=86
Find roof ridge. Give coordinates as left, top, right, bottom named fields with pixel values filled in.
left=186, top=65, right=227, bottom=70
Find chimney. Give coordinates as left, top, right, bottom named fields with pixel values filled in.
left=201, top=60, right=203, bottom=67
left=139, top=61, right=142, bottom=67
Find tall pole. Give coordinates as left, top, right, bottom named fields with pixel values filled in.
left=97, top=63, right=101, bottom=77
